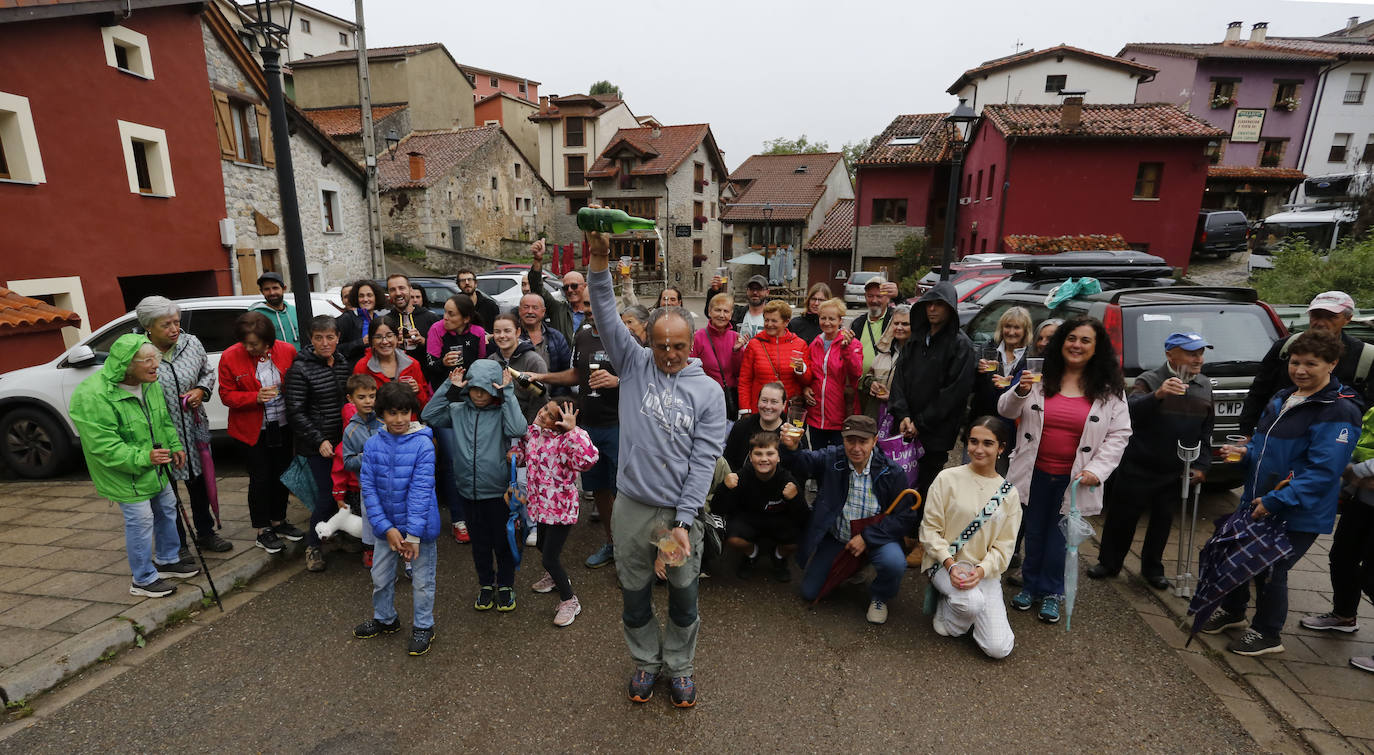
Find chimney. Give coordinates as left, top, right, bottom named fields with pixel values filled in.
left=1250, top=22, right=1268, bottom=43
left=1225, top=21, right=1243, bottom=42
left=1061, top=95, right=1084, bottom=132
left=651, top=125, right=661, bottom=138
left=408, top=151, right=425, bottom=182
left=1347, top=16, right=1360, bottom=32
left=538, top=95, right=548, bottom=114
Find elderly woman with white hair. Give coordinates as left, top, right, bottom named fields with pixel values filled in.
left=136, top=296, right=232, bottom=554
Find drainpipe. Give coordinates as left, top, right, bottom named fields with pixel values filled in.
left=851, top=165, right=863, bottom=276
left=1295, top=61, right=1346, bottom=203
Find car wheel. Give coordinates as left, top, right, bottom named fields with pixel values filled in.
left=0, top=407, right=72, bottom=478
left=1215, top=251, right=1232, bottom=260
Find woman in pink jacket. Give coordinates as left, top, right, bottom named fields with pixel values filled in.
left=997, top=316, right=1131, bottom=624
left=691, top=292, right=746, bottom=417
left=800, top=297, right=863, bottom=448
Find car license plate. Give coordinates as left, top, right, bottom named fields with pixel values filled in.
left=1215, top=401, right=1245, bottom=417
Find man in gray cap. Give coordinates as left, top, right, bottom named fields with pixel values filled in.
left=705, top=273, right=772, bottom=340
left=850, top=275, right=894, bottom=374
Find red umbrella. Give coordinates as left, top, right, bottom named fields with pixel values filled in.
left=810, top=488, right=921, bottom=605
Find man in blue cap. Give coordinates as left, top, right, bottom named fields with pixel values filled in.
left=1089, top=331, right=1214, bottom=588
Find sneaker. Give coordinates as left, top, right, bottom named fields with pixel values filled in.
left=1299, top=612, right=1359, bottom=633
left=525, top=524, right=538, bottom=547
left=154, top=558, right=200, bottom=580
left=407, top=627, right=435, bottom=656
left=496, top=586, right=516, bottom=612
left=932, top=612, right=953, bottom=637
left=1229, top=628, right=1284, bottom=656
left=585, top=542, right=615, bottom=569
left=628, top=670, right=656, bottom=703
left=129, top=578, right=177, bottom=598
left=274, top=522, right=306, bottom=542
left=553, top=597, right=581, bottom=627
left=474, top=585, right=495, bottom=611
left=353, top=617, right=401, bottom=639
left=1351, top=656, right=1374, bottom=674
left=866, top=600, right=888, bottom=625
left=177, top=546, right=191, bottom=563
left=404, top=561, right=413, bottom=580
left=1199, top=610, right=1248, bottom=635
left=255, top=530, right=284, bottom=554
left=736, top=554, right=758, bottom=580
left=1011, top=589, right=1034, bottom=611
left=453, top=521, right=470, bottom=544
left=670, top=675, right=697, bottom=708
left=305, top=546, right=326, bottom=572
left=770, top=554, right=791, bottom=583
left=1038, top=596, right=1061, bottom=624
left=362, top=548, right=373, bottom=568
left=197, top=532, right=234, bottom=552
left=531, top=572, right=556, bottom=593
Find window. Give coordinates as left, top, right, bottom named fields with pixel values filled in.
left=568, top=196, right=588, bottom=213
left=872, top=198, right=907, bottom=224
left=692, top=239, right=704, bottom=267
left=986, top=164, right=996, bottom=200
left=185, top=309, right=246, bottom=354
left=490, top=175, right=498, bottom=190
left=1345, top=73, right=1368, bottom=104
left=230, top=100, right=263, bottom=164
left=339, top=32, right=349, bottom=46
left=260, top=249, right=281, bottom=273
left=564, top=117, right=584, bottom=147
left=1273, top=80, right=1300, bottom=107
left=1044, top=74, right=1067, bottom=93
left=694, top=162, right=704, bottom=193
left=693, top=200, right=704, bottom=230
left=299, top=18, right=311, bottom=33
left=1329, top=133, right=1352, bottom=162
left=118, top=120, right=174, bottom=196
left=965, top=173, right=972, bottom=198
left=518, top=82, right=527, bottom=94
left=466, top=74, right=476, bottom=86
left=213, top=92, right=273, bottom=167
left=0, top=92, right=46, bottom=184
left=1204, top=139, right=1226, bottom=165
left=490, top=76, right=499, bottom=88
left=1259, top=139, right=1286, bottom=168
left=524, top=197, right=531, bottom=211
left=1211, top=79, right=1237, bottom=100
left=1132, top=162, right=1162, bottom=199
left=101, top=25, right=153, bottom=79
left=566, top=155, right=585, bottom=186
left=711, top=201, right=717, bottom=218
left=1363, top=135, right=1374, bottom=164
left=603, top=197, right=656, bottom=218
left=974, top=169, right=983, bottom=201
left=320, top=189, right=340, bottom=233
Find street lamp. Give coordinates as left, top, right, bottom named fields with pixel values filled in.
left=761, top=202, right=774, bottom=254
left=940, top=97, right=978, bottom=281
left=385, top=128, right=400, bottom=159
left=243, top=0, right=313, bottom=330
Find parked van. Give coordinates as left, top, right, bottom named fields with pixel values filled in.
left=1248, top=205, right=1357, bottom=272
left=1193, top=210, right=1250, bottom=258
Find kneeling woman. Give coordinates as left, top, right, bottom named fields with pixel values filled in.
left=919, top=417, right=1022, bottom=658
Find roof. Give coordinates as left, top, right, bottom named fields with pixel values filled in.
left=0, top=0, right=198, bottom=22
left=1119, top=41, right=1334, bottom=64
left=1262, top=36, right=1374, bottom=60
left=1207, top=165, right=1307, bottom=182
left=303, top=104, right=407, bottom=137
left=474, top=91, right=536, bottom=110
left=289, top=43, right=444, bottom=67
left=0, top=288, right=81, bottom=332
left=458, top=63, right=540, bottom=86
left=805, top=199, right=855, bottom=251
left=982, top=103, right=1226, bottom=139
left=856, top=113, right=954, bottom=165
left=585, top=124, right=724, bottom=179
left=721, top=153, right=843, bottom=222
left=947, top=44, right=1158, bottom=94
left=528, top=93, right=626, bottom=122
left=378, top=126, right=500, bottom=190
left=1322, top=18, right=1374, bottom=40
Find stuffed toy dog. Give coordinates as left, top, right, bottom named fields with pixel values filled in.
left=315, top=507, right=364, bottom=541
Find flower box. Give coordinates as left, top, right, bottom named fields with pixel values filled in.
left=1210, top=95, right=1237, bottom=109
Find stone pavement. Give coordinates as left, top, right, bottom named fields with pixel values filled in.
left=1085, top=487, right=1374, bottom=754
left=0, top=475, right=306, bottom=704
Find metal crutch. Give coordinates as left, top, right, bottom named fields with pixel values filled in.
left=1173, top=440, right=1201, bottom=598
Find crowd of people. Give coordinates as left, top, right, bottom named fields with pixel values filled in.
left=68, top=239, right=1374, bottom=707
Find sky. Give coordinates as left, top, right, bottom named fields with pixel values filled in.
left=302, top=0, right=1372, bottom=172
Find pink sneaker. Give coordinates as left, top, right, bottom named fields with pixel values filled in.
left=553, top=596, right=581, bottom=627
left=531, top=572, right=555, bottom=593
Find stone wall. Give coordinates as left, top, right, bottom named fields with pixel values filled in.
left=421, top=245, right=509, bottom=276
left=855, top=224, right=924, bottom=271
left=290, top=128, right=371, bottom=287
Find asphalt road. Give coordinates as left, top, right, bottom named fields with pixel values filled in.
left=5, top=510, right=1254, bottom=753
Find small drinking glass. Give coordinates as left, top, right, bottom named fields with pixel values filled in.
left=1224, top=434, right=1247, bottom=463
left=979, top=345, right=1000, bottom=374
left=587, top=360, right=602, bottom=398
left=1025, top=357, right=1045, bottom=383
left=652, top=525, right=687, bottom=567
left=787, top=400, right=808, bottom=430
left=950, top=561, right=977, bottom=584
left=619, top=256, right=632, bottom=276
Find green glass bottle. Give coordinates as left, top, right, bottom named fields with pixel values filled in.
left=576, top=207, right=657, bottom=234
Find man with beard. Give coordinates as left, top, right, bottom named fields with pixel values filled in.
left=456, top=268, right=500, bottom=328
left=850, top=276, right=894, bottom=374
left=249, top=272, right=301, bottom=351
left=384, top=274, right=440, bottom=366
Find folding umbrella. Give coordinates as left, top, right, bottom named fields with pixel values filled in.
left=504, top=456, right=529, bottom=568
left=185, top=403, right=222, bottom=528
left=1059, top=480, right=1095, bottom=631
left=810, top=488, right=921, bottom=605
left=1186, top=499, right=1293, bottom=645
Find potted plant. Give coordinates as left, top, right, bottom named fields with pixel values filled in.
left=1211, top=94, right=1237, bottom=109
left=1277, top=96, right=1301, bottom=111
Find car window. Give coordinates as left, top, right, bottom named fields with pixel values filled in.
left=83, top=316, right=142, bottom=362
left=1125, top=306, right=1277, bottom=375
left=966, top=300, right=1052, bottom=346
left=184, top=308, right=245, bottom=354
left=850, top=272, right=878, bottom=286
left=477, top=278, right=515, bottom=296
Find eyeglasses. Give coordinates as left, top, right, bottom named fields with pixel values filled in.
left=374, top=333, right=397, bottom=341
left=562, top=283, right=582, bottom=291
left=809, top=296, right=826, bottom=303
left=132, top=354, right=162, bottom=365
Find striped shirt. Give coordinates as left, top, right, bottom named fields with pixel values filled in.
left=834, top=455, right=879, bottom=541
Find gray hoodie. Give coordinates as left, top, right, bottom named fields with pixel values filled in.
left=588, top=268, right=726, bottom=521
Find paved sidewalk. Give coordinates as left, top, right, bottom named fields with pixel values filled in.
left=0, top=476, right=306, bottom=703
left=1086, top=489, right=1374, bottom=754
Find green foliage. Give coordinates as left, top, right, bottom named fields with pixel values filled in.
left=840, top=137, right=872, bottom=182
left=384, top=239, right=427, bottom=261
left=589, top=80, right=621, bottom=97
left=762, top=135, right=829, bottom=155
left=5, top=698, right=33, bottom=720
left=1252, top=236, right=1374, bottom=306
left=893, top=233, right=940, bottom=297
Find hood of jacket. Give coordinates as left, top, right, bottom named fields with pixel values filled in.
left=101, top=333, right=152, bottom=387
left=462, top=358, right=505, bottom=401
left=365, top=349, right=416, bottom=376
left=913, top=282, right=958, bottom=336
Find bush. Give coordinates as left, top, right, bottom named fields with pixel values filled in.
left=1252, top=237, right=1374, bottom=306
left=893, top=234, right=939, bottom=298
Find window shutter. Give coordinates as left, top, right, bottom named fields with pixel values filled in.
left=213, top=91, right=236, bottom=159
left=255, top=104, right=275, bottom=166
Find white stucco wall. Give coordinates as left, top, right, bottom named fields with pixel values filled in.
left=957, top=56, right=1143, bottom=111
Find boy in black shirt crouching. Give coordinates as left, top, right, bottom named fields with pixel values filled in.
left=713, top=433, right=806, bottom=582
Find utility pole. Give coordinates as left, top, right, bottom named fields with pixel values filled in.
left=354, top=0, right=385, bottom=279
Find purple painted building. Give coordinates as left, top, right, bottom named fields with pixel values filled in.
left=1121, top=21, right=1334, bottom=217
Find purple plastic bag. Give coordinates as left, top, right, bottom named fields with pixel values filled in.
left=877, top=435, right=925, bottom=487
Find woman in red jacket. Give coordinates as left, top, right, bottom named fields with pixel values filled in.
left=351, top=318, right=433, bottom=407
left=217, top=311, right=303, bottom=553
left=738, top=300, right=808, bottom=415
left=800, top=297, right=862, bottom=448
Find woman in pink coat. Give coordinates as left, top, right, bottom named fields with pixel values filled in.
left=799, top=297, right=863, bottom=448
left=692, top=292, right=746, bottom=417
left=997, top=316, right=1131, bottom=624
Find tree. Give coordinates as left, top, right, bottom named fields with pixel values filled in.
left=1253, top=237, right=1374, bottom=306
left=892, top=233, right=940, bottom=297
left=762, top=135, right=829, bottom=154
left=589, top=80, right=621, bottom=97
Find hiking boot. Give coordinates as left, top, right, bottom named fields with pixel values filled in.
left=1199, top=610, right=1248, bottom=634
left=531, top=572, right=556, bottom=593
left=553, top=597, right=581, bottom=627
left=407, top=627, right=435, bottom=656
left=305, top=546, right=326, bottom=572
left=736, top=553, right=758, bottom=580
left=474, top=585, right=495, bottom=611
left=1299, top=612, right=1359, bottom=633
left=1038, top=596, right=1061, bottom=624
left=353, top=617, right=401, bottom=639
left=585, top=542, right=614, bottom=568
left=154, top=558, right=200, bottom=580
left=496, top=586, right=516, bottom=612
left=1228, top=628, right=1283, bottom=656
left=362, top=548, right=373, bottom=568
left=255, top=529, right=284, bottom=554
left=453, top=521, right=470, bottom=543
left=1351, top=656, right=1374, bottom=674
left=129, top=578, right=177, bottom=598
left=628, top=670, right=656, bottom=703
left=670, top=675, right=697, bottom=708
left=1011, top=589, right=1034, bottom=611
left=770, top=554, right=791, bottom=583
left=866, top=600, right=888, bottom=625
left=197, top=532, right=233, bottom=552
left=274, top=522, right=306, bottom=542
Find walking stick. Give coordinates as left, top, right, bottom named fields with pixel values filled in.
left=157, top=445, right=224, bottom=611
left=1173, top=441, right=1201, bottom=598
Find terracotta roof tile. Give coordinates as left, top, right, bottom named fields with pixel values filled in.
left=302, top=104, right=406, bottom=137
left=586, top=124, right=712, bottom=178
left=948, top=44, right=1157, bottom=93
left=721, top=153, right=841, bottom=222
left=1119, top=41, right=1334, bottom=63
left=0, top=288, right=81, bottom=332
left=983, top=103, right=1226, bottom=139
left=805, top=199, right=855, bottom=251
left=378, top=126, right=500, bottom=190
left=290, top=43, right=443, bottom=67
left=1263, top=37, right=1374, bottom=60
left=1207, top=165, right=1306, bottom=181
left=856, top=113, right=954, bottom=165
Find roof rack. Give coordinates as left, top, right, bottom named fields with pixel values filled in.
left=1012, top=265, right=1176, bottom=280
left=1002, top=251, right=1167, bottom=271
left=1104, top=286, right=1258, bottom=304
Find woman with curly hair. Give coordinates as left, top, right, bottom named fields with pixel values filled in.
left=335, top=279, right=384, bottom=364
left=997, top=316, right=1131, bottom=623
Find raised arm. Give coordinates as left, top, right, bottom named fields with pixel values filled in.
left=584, top=231, right=641, bottom=369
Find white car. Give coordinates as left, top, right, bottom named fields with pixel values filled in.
left=0, top=293, right=333, bottom=478
left=476, top=269, right=565, bottom=311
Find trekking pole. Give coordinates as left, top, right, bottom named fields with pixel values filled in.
left=1173, top=441, right=1201, bottom=599
left=157, top=445, right=223, bottom=611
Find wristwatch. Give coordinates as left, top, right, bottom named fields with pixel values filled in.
left=671, top=520, right=691, bottom=531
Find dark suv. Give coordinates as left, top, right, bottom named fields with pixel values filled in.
left=964, top=287, right=1287, bottom=484
left=1193, top=210, right=1250, bottom=258
left=957, top=252, right=1179, bottom=325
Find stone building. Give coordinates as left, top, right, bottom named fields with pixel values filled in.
left=529, top=93, right=641, bottom=242
left=300, top=103, right=410, bottom=164
left=289, top=43, right=475, bottom=132
left=474, top=92, right=539, bottom=173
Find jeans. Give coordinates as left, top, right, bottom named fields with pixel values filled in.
left=612, top=493, right=702, bottom=677
left=1097, top=468, right=1175, bottom=578
left=1329, top=502, right=1374, bottom=617
left=371, top=539, right=437, bottom=630
left=1021, top=468, right=1072, bottom=599
left=799, top=534, right=907, bottom=603
left=119, top=484, right=182, bottom=586
left=537, top=522, right=574, bottom=600
left=1221, top=530, right=1319, bottom=638
left=305, top=454, right=335, bottom=547
left=463, top=495, right=514, bottom=587
left=241, top=423, right=291, bottom=529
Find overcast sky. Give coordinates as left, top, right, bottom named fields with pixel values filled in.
left=304, top=0, right=1371, bottom=172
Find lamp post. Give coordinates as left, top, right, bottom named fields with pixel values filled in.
left=244, top=0, right=312, bottom=332
left=385, top=128, right=400, bottom=159
left=940, top=97, right=978, bottom=281
left=761, top=204, right=774, bottom=285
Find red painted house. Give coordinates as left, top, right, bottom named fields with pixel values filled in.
left=0, top=0, right=231, bottom=352
left=957, top=100, right=1224, bottom=268
left=459, top=63, right=539, bottom=104
left=852, top=113, right=954, bottom=273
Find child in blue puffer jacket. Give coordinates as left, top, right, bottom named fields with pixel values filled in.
left=353, top=382, right=440, bottom=657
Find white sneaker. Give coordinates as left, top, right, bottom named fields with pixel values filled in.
left=932, top=612, right=951, bottom=637
left=866, top=600, right=888, bottom=625
left=525, top=525, right=538, bottom=547
left=554, top=596, right=582, bottom=627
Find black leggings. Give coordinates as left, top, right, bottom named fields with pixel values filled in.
left=536, top=523, right=574, bottom=600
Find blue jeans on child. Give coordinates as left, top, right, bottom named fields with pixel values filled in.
left=371, top=539, right=437, bottom=630
left=799, top=535, right=907, bottom=603
left=1220, top=529, right=1318, bottom=639
left=1021, top=468, right=1072, bottom=598
left=119, top=484, right=182, bottom=586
